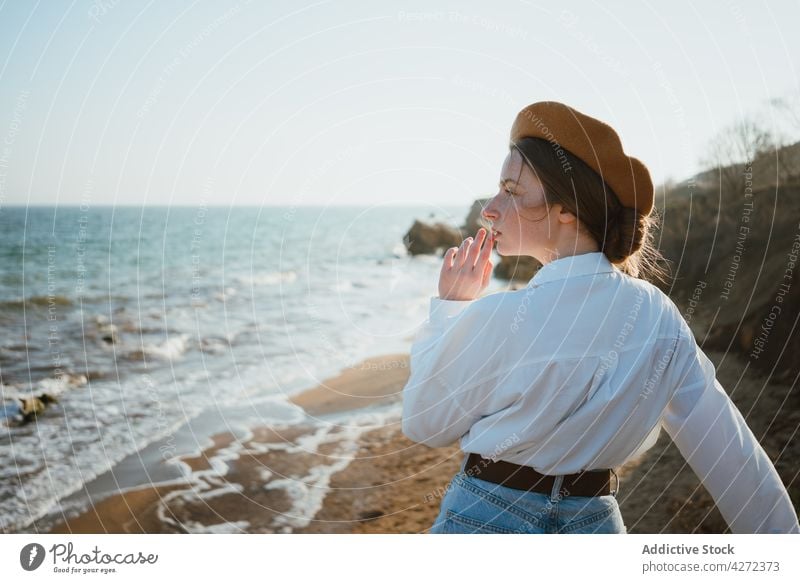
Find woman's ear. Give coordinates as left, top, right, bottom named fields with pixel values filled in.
left=556, top=205, right=577, bottom=224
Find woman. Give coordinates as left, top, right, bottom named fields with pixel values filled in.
left=401, top=101, right=799, bottom=534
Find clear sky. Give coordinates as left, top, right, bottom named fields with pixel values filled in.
left=0, top=0, right=798, bottom=207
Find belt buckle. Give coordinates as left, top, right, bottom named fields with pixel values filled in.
left=610, top=468, right=619, bottom=497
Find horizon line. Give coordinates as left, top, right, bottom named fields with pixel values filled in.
left=0, top=202, right=470, bottom=208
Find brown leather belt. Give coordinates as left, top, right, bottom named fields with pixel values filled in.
left=463, top=453, right=617, bottom=498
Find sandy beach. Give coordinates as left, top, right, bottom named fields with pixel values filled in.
left=40, top=348, right=798, bottom=534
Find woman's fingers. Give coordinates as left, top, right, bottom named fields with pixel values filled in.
left=467, top=228, right=486, bottom=267
left=442, top=247, right=458, bottom=270
left=481, top=259, right=492, bottom=288
left=455, top=236, right=473, bottom=268
left=476, top=228, right=493, bottom=269
left=439, top=230, right=493, bottom=300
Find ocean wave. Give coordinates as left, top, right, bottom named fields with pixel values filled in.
left=329, top=279, right=369, bottom=292
left=391, top=242, right=408, bottom=257
left=182, top=520, right=251, bottom=534
left=36, top=373, right=89, bottom=395
left=0, top=295, right=73, bottom=310
left=0, top=342, right=33, bottom=352
left=213, top=286, right=238, bottom=302
left=199, top=335, right=232, bottom=354
left=237, top=270, right=297, bottom=287
left=1, top=373, right=89, bottom=402
left=1, top=373, right=90, bottom=428
left=0, top=411, right=198, bottom=533
left=264, top=407, right=401, bottom=532
left=126, top=334, right=191, bottom=361
left=331, top=280, right=353, bottom=292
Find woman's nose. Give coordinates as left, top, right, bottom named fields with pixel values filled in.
left=481, top=197, right=499, bottom=222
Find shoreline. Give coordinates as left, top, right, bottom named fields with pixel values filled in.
left=40, top=352, right=452, bottom=534
left=32, top=348, right=798, bottom=534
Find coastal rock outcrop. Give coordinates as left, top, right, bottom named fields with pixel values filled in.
left=494, top=255, right=540, bottom=282
left=460, top=198, right=490, bottom=234
left=403, top=220, right=463, bottom=256
left=404, top=199, right=542, bottom=281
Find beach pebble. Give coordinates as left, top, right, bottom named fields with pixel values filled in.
left=358, top=510, right=384, bottom=521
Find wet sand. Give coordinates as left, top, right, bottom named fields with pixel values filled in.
left=43, top=349, right=798, bottom=534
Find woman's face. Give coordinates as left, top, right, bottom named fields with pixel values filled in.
left=481, top=148, right=559, bottom=260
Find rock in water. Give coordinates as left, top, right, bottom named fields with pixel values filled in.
left=494, top=255, right=540, bottom=282
left=19, top=397, right=45, bottom=423
left=460, top=198, right=491, bottom=234
left=403, top=220, right=463, bottom=255
left=17, top=393, right=58, bottom=424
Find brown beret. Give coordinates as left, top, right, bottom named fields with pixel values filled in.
left=510, top=101, right=654, bottom=216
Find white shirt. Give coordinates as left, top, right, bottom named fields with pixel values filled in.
left=402, top=251, right=799, bottom=534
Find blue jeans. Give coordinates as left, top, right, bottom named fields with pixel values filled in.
left=429, top=469, right=627, bottom=534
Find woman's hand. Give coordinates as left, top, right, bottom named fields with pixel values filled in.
left=438, top=227, right=494, bottom=301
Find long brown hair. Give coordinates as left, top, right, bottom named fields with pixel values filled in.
left=510, top=137, right=669, bottom=284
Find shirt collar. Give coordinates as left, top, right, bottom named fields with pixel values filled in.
left=529, top=251, right=617, bottom=287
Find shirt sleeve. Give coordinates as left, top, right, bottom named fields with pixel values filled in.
left=661, top=330, right=800, bottom=534
left=401, top=295, right=517, bottom=448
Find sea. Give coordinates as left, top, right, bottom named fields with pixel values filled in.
left=0, top=203, right=493, bottom=533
